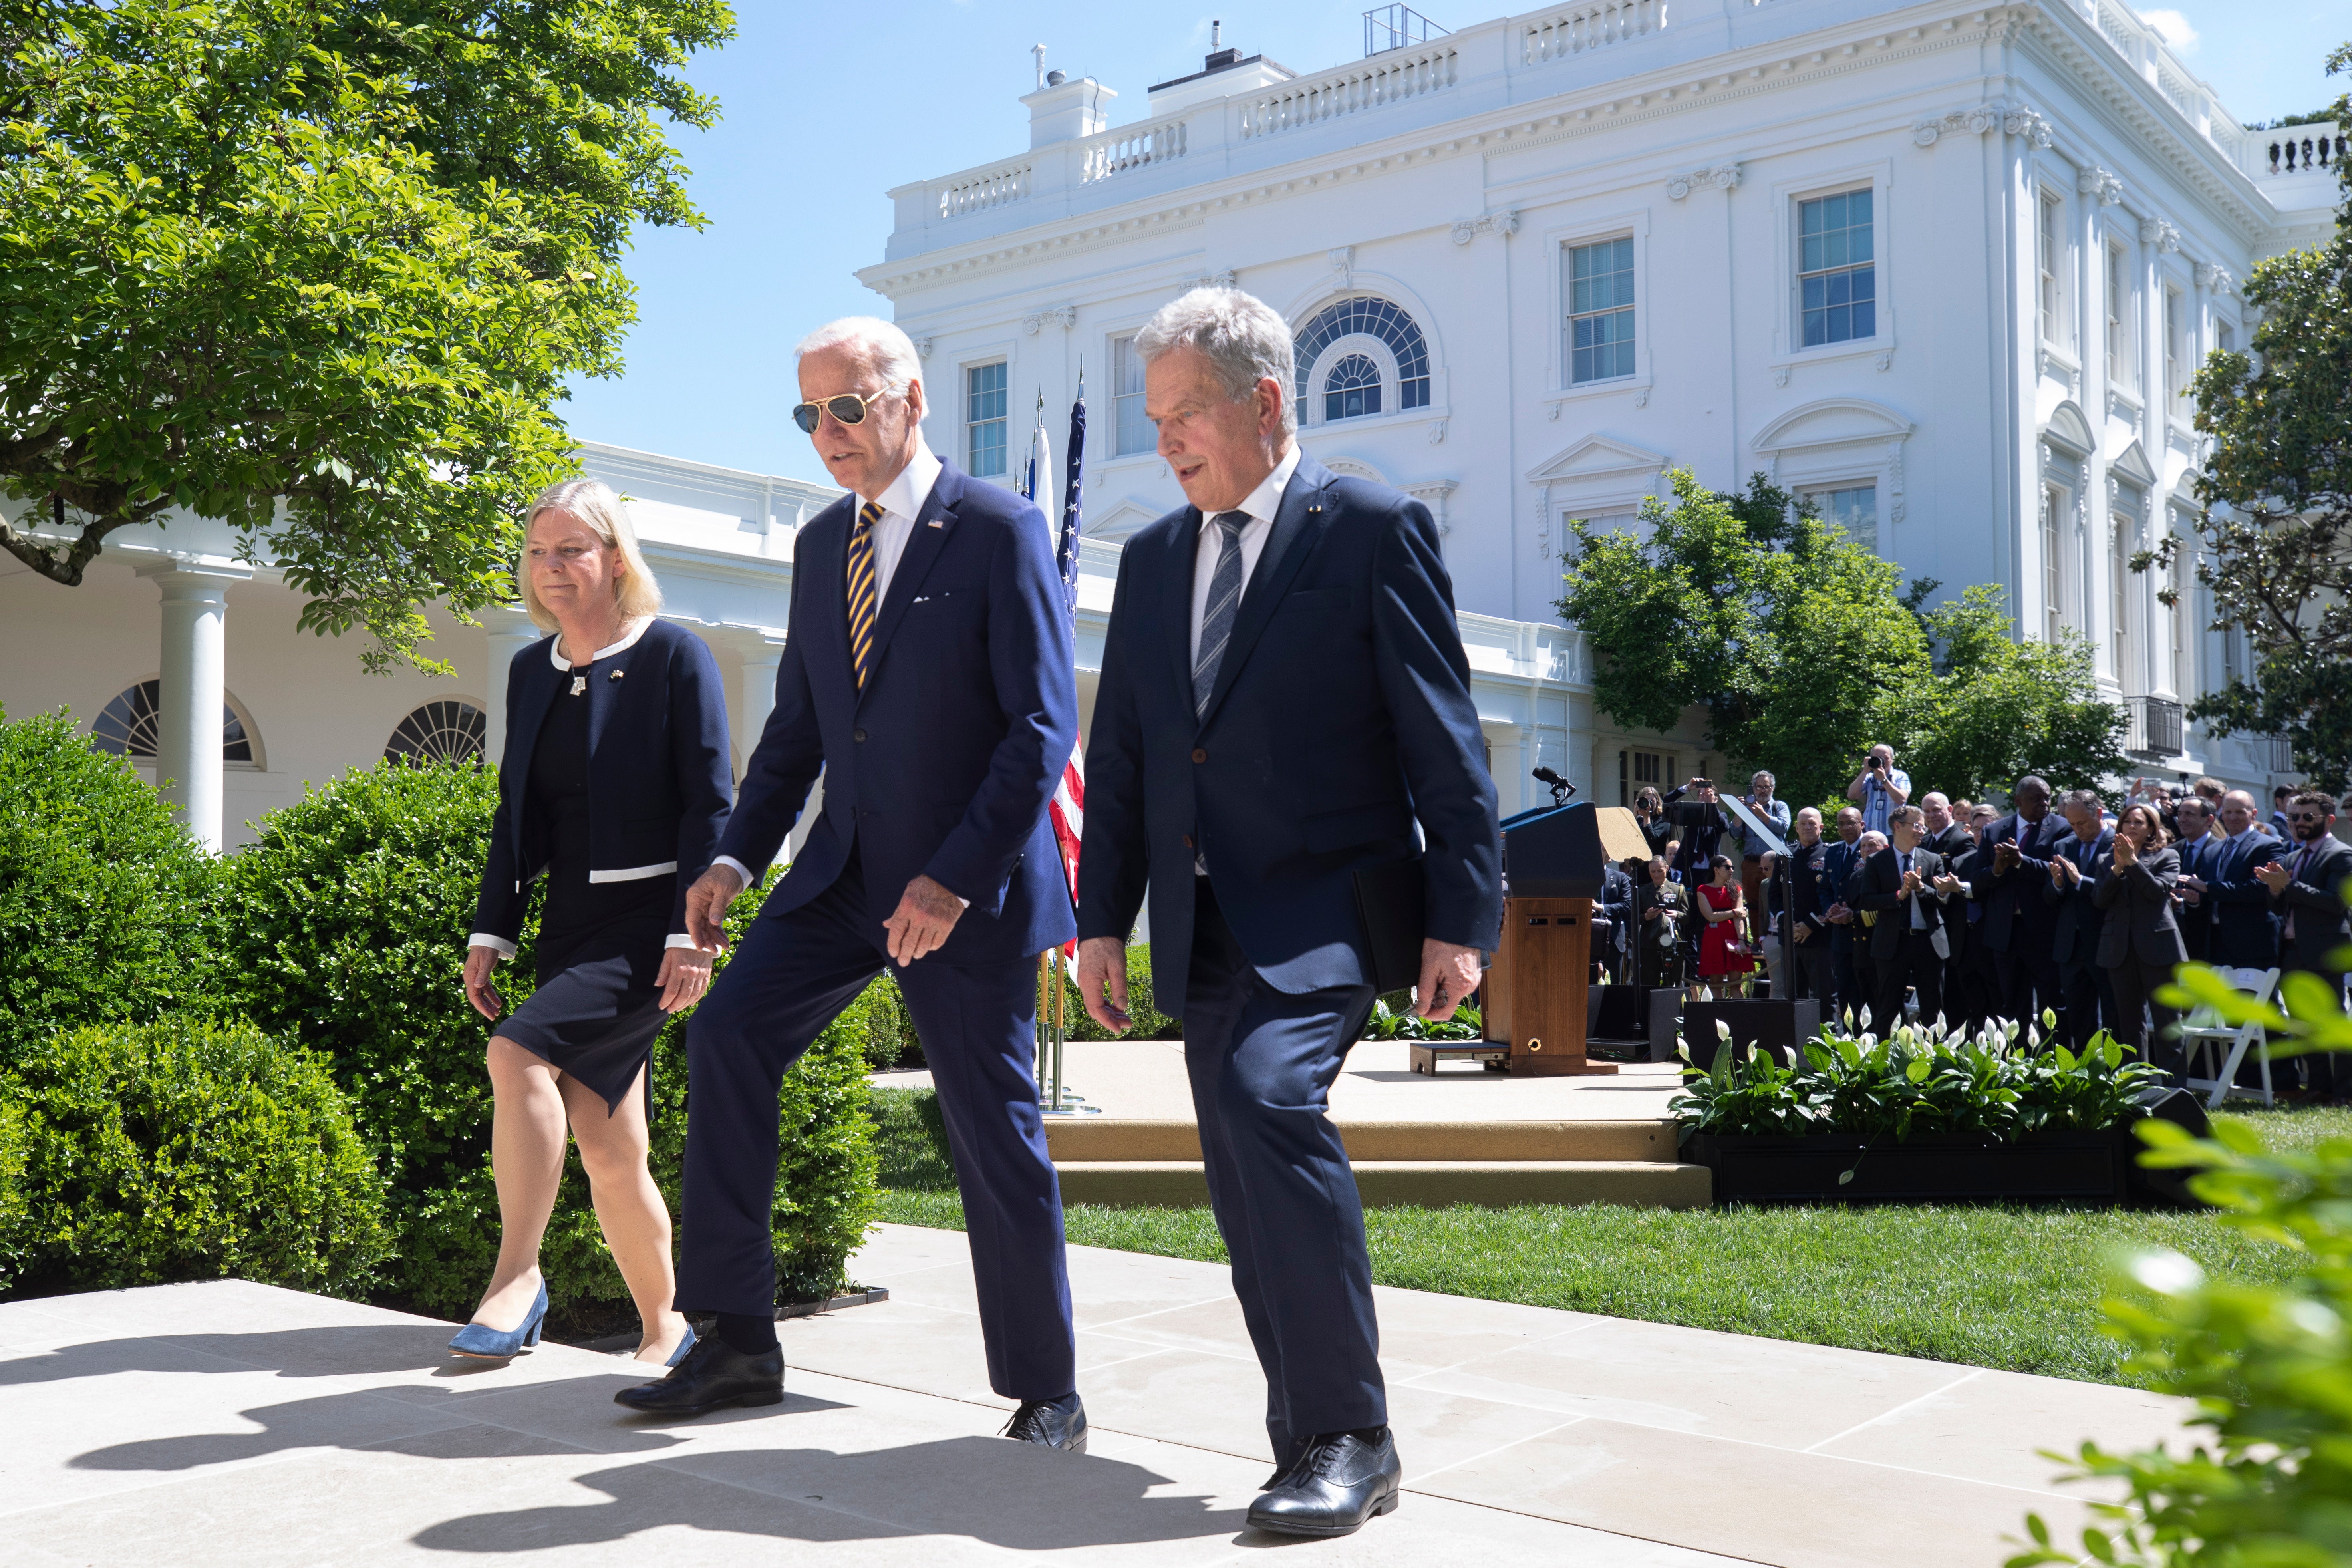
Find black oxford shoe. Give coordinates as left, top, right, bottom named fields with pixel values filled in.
left=613, top=1335, right=784, bottom=1417
left=1246, top=1428, right=1402, bottom=1538
left=1002, top=1395, right=1089, bottom=1453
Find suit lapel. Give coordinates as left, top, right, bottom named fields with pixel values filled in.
left=1165, top=508, right=1202, bottom=710
left=1200, top=459, right=1335, bottom=727
left=864, top=467, right=959, bottom=683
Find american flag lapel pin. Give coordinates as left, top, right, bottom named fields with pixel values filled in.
left=928, top=519, right=943, bottom=528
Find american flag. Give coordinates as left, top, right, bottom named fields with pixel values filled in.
left=1047, top=371, right=1087, bottom=946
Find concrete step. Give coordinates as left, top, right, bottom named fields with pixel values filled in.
left=1055, top=1159, right=1712, bottom=1209
left=1041, top=1116, right=1680, bottom=1165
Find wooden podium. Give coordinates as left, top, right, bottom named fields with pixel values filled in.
left=1484, top=896, right=1618, bottom=1076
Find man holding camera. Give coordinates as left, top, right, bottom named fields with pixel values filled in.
left=1847, top=745, right=1911, bottom=837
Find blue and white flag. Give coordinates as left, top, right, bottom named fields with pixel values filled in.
left=1057, top=368, right=1085, bottom=622
left=1022, top=387, right=1051, bottom=514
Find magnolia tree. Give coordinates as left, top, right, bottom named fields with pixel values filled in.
left=0, top=0, right=731, bottom=672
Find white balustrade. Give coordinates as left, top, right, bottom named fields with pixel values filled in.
left=1521, top=0, right=1667, bottom=64
left=936, top=161, right=1030, bottom=219
left=1239, top=43, right=1459, bottom=139
left=1079, top=115, right=1189, bottom=184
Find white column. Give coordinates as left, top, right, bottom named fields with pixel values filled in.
left=137, top=561, right=252, bottom=853
left=737, top=635, right=785, bottom=769
left=481, top=607, right=543, bottom=769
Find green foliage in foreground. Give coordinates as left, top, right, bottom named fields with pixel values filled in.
left=2010, top=954, right=2352, bottom=1568
left=0, top=1019, right=393, bottom=1296
left=871, top=1088, right=2336, bottom=1389
left=1672, top=1013, right=2161, bottom=1141
left=0, top=708, right=220, bottom=1063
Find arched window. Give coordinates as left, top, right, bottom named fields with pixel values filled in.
left=1293, top=298, right=1431, bottom=422
left=386, top=700, right=487, bottom=766
left=1323, top=354, right=1383, bottom=421
left=91, top=680, right=256, bottom=766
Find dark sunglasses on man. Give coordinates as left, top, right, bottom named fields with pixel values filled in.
left=791, top=382, right=905, bottom=435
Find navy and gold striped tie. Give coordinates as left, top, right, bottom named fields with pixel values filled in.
left=847, top=500, right=881, bottom=690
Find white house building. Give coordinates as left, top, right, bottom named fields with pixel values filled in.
left=862, top=0, right=2338, bottom=802
left=1, top=0, right=2336, bottom=854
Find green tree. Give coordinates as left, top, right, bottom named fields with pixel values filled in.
left=2153, top=43, right=2352, bottom=791
left=1557, top=470, right=1931, bottom=810
left=1901, top=586, right=2130, bottom=802
left=0, top=0, right=730, bottom=672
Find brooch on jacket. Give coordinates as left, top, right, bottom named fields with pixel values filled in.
left=569, top=675, right=586, bottom=696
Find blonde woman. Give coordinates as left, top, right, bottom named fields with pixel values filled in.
left=454, top=480, right=733, bottom=1364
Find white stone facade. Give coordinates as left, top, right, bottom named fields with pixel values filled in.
left=861, top=0, right=2336, bottom=802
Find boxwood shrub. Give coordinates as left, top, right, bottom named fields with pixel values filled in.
left=1059, top=942, right=1178, bottom=1041
left=0, top=1018, right=392, bottom=1295
left=0, top=707, right=220, bottom=1063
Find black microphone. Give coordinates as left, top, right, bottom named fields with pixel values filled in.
left=1532, top=766, right=1577, bottom=801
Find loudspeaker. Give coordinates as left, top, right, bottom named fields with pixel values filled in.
left=2121, top=1085, right=2213, bottom=1209
left=1681, top=999, right=1823, bottom=1072
left=1586, top=985, right=1667, bottom=1063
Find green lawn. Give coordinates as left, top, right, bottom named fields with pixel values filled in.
left=869, top=1089, right=2349, bottom=1387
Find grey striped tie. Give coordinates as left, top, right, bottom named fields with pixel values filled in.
left=1192, top=510, right=1248, bottom=719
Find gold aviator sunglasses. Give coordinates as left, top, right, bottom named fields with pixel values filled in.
left=793, top=382, right=905, bottom=434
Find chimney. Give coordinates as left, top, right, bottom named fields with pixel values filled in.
left=1021, top=70, right=1115, bottom=148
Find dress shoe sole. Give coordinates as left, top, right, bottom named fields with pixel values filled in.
left=614, top=1385, right=785, bottom=1417
left=1248, top=1489, right=1400, bottom=1538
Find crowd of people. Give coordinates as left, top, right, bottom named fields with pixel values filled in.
left=1595, top=747, right=2352, bottom=1100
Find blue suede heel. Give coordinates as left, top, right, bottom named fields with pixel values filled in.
left=449, top=1280, right=549, bottom=1359
left=665, top=1321, right=698, bottom=1367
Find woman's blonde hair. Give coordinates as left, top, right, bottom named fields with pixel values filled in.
left=516, top=479, right=664, bottom=631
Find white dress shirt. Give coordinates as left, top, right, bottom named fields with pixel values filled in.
left=1188, top=443, right=1301, bottom=668
left=709, top=443, right=952, bottom=899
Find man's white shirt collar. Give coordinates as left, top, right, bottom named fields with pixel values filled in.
left=1198, top=443, right=1301, bottom=535
left=862, top=443, right=943, bottom=523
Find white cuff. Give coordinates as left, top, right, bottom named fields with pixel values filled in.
left=467, top=933, right=517, bottom=958
left=665, top=933, right=700, bottom=951
left=713, top=855, right=754, bottom=885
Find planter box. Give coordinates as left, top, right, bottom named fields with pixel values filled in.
left=1684, top=1129, right=2124, bottom=1206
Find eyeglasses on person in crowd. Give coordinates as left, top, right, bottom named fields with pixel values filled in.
left=791, top=383, right=906, bottom=434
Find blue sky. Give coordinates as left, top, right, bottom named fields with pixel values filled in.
left=557, top=1, right=2345, bottom=488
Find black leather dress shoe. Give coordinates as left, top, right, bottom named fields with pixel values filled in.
left=613, top=1335, right=784, bottom=1417
left=1247, top=1429, right=1402, bottom=1538
left=1002, top=1396, right=1088, bottom=1453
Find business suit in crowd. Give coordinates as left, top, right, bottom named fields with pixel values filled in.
left=1976, top=778, right=2072, bottom=1029
left=1919, top=794, right=1980, bottom=1026
left=2206, top=792, right=2284, bottom=970
left=617, top=319, right=1087, bottom=1448
left=1820, top=809, right=1866, bottom=1021
left=2170, top=799, right=2221, bottom=962
left=1783, top=809, right=1838, bottom=1008
left=2259, top=793, right=2352, bottom=1097
left=1077, top=288, right=1501, bottom=1538
left=2092, top=803, right=2187, bottom=1073
left=1853, top=808, right=1953, bottom=1029
left=2042, top=795, right=2115, bottom=1049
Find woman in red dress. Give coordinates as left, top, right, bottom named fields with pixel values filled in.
left=1695, top=853, right=1755, bottom=996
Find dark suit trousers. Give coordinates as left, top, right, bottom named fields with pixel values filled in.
left=1994, top=940, right=2063, bottom=1035
left=1788, top=933, right=1834, bottom=1008
left=1829, top=928, right=1861, bottom=1026
left=1186, top=877, right=1384, bottom=1461
left=1873, top=928, right=1944, bottom=1033
left=677, top=848, right=1076, bottom=1402
left=2103, top=958, right=2182, bottom=1079
left=2054, top=955, right=2114, bottom=1050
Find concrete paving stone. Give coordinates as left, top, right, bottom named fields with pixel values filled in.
left=863, top=1230, right=1233, bottom=1335
left=1807, top=1364, right=2187, bottom=1496
left=780, top=1300, right=1186, bottom=1411
left=1416, top=1312, right=1983, bottom=1449
left=0, top=1332, right=470, bottom=1511
left=1418, top=1415, right=2089, bottom=1568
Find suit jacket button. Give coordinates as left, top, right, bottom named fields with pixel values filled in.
left=1191, top=747, right=1206, bottom=764
left=853, top=728, right=868, bottom=742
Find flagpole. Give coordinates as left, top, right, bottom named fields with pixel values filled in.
left=1037, top=362, right=1099, bottom=1118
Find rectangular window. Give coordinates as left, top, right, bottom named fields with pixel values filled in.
left=1798, top=189, right=1876, bottom=347
left=1811, top=483, right=1879, bottom=554
left=965, top=361, right=1007, bottom=478
left=1110, top=335, right=1152, bottom=457
left=2037, top=193, right=2063, bottom=344
left=1566, top=236, right=1637, bottom=384
left=2169, top=545, right=2189, bottom=696
left=2041, top=484, right=2065, bottom=642
left=2110, top=513, right=2131, bottom=683
left=2217, top=321, right=2235, bottom=355
left=2105, top=243, right=2133, bottom=390
left=1621, top=748, right=1673, bottom=806
left=2165, top=287, right=2187, bottom=407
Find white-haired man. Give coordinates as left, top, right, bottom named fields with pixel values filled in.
left=1075, top=288, right=1500, bottom=1536
left=618, top=317, right=1089, bottom=1451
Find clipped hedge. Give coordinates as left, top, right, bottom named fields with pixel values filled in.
left=0, top=1018, right=393, bottom=1295
left=0, top=707, right=220, bottom=1062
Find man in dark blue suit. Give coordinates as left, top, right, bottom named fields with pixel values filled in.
left=2170, top=795, right=2220, bottom=962
left=1820, top=807, right=1865, bottom=1023
left=1976, top=776, right=2071, bottom=1029
left=2208, top=789, right=2285, bottom=971
left=1074, top=288, right=1500, bottom=1538
left=2042, top=789, right=2114, bottom=1047
left=616, top=318, right=1087, bottom=1449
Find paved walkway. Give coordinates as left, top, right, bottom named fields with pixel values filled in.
left=1, top=1225, right=2187, bottom=1566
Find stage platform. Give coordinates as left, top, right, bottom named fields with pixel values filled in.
left=874, top=1041, right=1710, bottom=1208
left=0, top=1224, right=2189, bottom=1567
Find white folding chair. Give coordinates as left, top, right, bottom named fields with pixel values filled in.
left=2179, top=966, right=2280, bottom=1109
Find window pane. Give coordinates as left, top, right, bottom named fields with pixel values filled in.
left=966, top=362, right=1007, bottom=477
left=1565, top=236, right=1636, bottom=385
left=1111, top=335, right=1152, bottom=456
left=1814, top=484, right=1879, bottom=554
left=1797, top=191, right=1876, bottom=348
left=1323, top=353, right=1383, bottom=421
